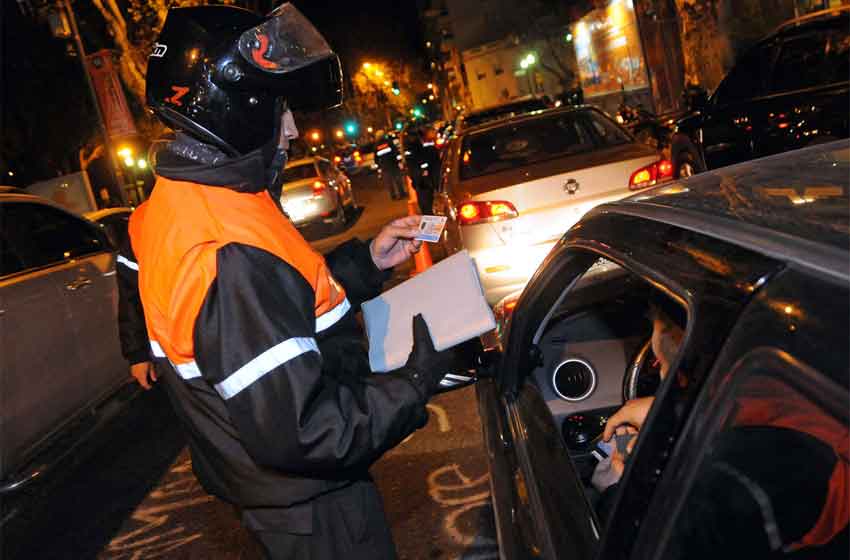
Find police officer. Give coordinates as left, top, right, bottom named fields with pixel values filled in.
left=375, top=135, right=406, bottom=200
left=136, top=5, right=459, bottom=558
left=404, top=127, right=440, bottom=215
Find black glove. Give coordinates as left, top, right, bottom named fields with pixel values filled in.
left=396, top=314, right=459, bottom=400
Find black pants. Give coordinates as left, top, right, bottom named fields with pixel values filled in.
left=249, top=479, right=397, bottom=560
left=415, top=188, right=434, bottom=215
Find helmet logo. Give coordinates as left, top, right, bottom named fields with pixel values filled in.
left=249, top=33, right=279, bottom=70
left=150, top=43, right=168, bottom=58
left=165, top=86, right=190, bottom=107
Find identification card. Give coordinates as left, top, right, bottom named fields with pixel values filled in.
left=415, top=215, right=447, bottom=243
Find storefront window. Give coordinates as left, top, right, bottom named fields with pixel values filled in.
left=572, top=0, right=649, bottom=98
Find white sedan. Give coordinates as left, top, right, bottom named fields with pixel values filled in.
left=435, top=106, right=673, bottom=305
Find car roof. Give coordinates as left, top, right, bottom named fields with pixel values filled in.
left=599, top=140, right=850, bottom=282
left=464, top=96, right=548, bottom=116
left=774, top=4, right=849, bottom=35
left=457, top=105, right=601, bottom=136
left=83, top=207, right=133, bottom=221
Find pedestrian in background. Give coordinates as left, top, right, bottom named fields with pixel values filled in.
left=404, top=127, right=440, bottom=215
left=375, top=135, right=406, bottom=200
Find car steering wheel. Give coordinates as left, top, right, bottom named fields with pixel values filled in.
left=622, top=337, right=661, bottom=401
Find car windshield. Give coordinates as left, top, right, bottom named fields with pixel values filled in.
left=462, top=99, right=548, bottom=128
left=282, top=163, right=319, bottom=182
left=459, top=111, right=629, bottom=179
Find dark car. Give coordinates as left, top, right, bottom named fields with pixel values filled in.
left=469, top=141, right=849, bottom=559
left=671, top=7, right=849, bottom=178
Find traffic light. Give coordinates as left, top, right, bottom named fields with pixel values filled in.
left=412, top=106, right=423, bottom=118
left=344, top=121, right=358, bottom=136
left=394, top=121, right=403, bottom=130
left=391, top=81, right=400, bottom=96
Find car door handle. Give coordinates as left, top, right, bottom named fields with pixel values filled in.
left=65, top=277, right=93, bottom=291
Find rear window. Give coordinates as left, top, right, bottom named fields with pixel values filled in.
left=282, top=163, right=318, bottom=182
left=459, top=111, right=617, bottom=180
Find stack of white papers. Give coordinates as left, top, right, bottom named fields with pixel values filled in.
left=362, top=250, right=496, bottom=373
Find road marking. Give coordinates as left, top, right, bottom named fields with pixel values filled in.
left=427, top=463, right=491, bottom=545
left=102, top=458, right=213, bottom=559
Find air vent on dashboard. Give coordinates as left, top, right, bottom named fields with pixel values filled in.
left=552, top=358, right=596, bottom=401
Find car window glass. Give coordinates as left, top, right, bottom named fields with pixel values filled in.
left=712, top=46, right=769, bottom=106
left=96, top=212, right=130, bottom=249
left=660, top=368, right=847, bottom=559
left=526, top=255, right=688, bottom=538
left=460, top=113, right=595, bottom=180
left=771, top=30, right=850, bottom=93
left=581, top=112, right=632, bottom=147
left=0, top=230, right=27, bottom=276
left=282, top=163, right=319, bottom=182
left=317, top=160, right=332, bottom=176
left=2, top=202, right=106, bottom=271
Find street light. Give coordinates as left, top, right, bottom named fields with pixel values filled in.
left=309, top=130, right=321, bottom=142
left=335, top=129, right=344, bottom=139
left=362, top=62, right=372, bottom=70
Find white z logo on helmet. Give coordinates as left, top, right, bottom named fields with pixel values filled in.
left=150, top=43, right=168, bottom=58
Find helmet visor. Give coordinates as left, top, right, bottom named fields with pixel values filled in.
left=238, top=3, right=333, bottom=74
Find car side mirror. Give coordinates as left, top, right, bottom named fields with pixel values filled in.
left=434, top=340, right=500, bottom=394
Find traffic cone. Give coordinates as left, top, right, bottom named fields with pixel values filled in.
left=406, top=176, right=432, bottom=275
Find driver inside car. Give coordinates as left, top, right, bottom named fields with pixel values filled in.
left=591, top=293, right=686, bottom=517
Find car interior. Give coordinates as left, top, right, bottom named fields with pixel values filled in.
left=524, top=257, right=688, bottom=519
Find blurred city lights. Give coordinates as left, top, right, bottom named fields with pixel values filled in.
left=335, top=129, right=344, bottom=138
left=309, top=130, right=321, bottom=142
left=427, top=83, right=433, bottom=89
left=137, top=159, right=147, bottom=169
left=124, top=157, right=135, bottom=167
left=117, top=146, right=133, bottom=158
left=362, top=62, right=372, bottom=70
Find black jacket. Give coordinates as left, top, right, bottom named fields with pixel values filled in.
left=129, top=148, right=429, bottom=524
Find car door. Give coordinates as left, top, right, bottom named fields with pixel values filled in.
left=759, top=25, right=850, bottom=157
left=0, top=201, right=109, bottom=479
left=487, top=208, right=784, bottom=559
left=701, top=42, right=776, bottom=170
left=631, top=267, right=849, bottom=559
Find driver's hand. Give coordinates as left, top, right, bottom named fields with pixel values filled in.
left=603, top=396, right=654, bottom=441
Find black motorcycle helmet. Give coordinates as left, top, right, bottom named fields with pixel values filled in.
left=145, top=3, right=343, bottom=157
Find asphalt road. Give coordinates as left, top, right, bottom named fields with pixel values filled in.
left=3, top=173, right=497, bottom=560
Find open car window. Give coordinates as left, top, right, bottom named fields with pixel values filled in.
left=522, top=254, right=689, bottom=540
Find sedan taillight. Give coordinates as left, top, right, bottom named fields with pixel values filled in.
left=457, top=200, right=518, bottom=226
left=629, top=159, right=674, bottom=190
left=312, top=181, right=326, bottom=196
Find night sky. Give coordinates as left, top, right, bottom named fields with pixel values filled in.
left=0, top=1, right=426, bottom=185
left=292, top=0, right=425, bottom=74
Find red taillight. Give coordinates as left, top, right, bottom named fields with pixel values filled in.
left=629, top=159, right=674, bottom=190
left=312, top=181, right=326, bottom=196
left=457, top=200, right=519, bottom=226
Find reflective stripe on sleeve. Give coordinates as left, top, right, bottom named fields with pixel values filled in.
left=315, top=297, right=351, bottom=332
left=117, top=255, right=139, bottom=270
left=214, top=337, right=319, bottom=400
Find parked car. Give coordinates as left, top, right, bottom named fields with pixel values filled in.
left=84, top=207, right=133, bottom=249
left=671, top=6, right=849, bottom=178
left=436, top=105, right=673, bottom=305
left=0, top=191, right=134, bottom=499
left=280, top=156, right=356, bottom=229
left=457, top=95, right=551, bottom=130
left=468, top=140, right=849, bottom=559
